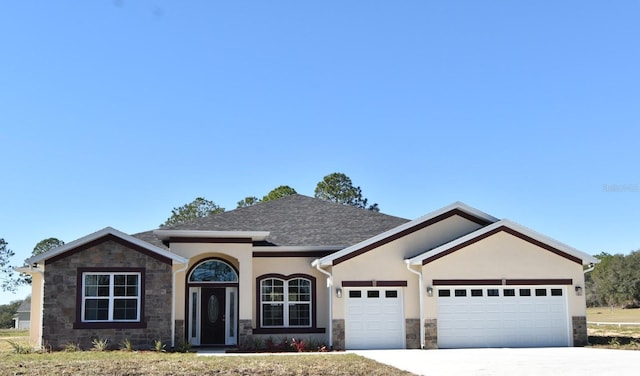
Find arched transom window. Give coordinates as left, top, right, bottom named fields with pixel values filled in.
left=189, top=260, right=238, bottom=283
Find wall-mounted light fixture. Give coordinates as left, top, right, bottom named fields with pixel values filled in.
left=426, top=286, right=433, bottom=297
left=575, top=286, right=583, bottom=296
left=336, top=287, right=342, bottom=298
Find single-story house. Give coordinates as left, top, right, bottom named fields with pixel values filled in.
left=12, top=300, right=31, bottom=330
left=18, top=195, right=598, bottom=350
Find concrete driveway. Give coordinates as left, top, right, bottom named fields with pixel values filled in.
left=353, top=348, right=640, bottom=376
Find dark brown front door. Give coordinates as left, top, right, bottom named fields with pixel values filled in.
left=200, top=288, right=226, bottom=345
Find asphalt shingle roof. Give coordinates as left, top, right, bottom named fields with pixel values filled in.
left=134, top=194, right=409, bottom=248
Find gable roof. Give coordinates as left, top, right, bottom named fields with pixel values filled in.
left=147, top=194, right=409, bottom=248
left=407, top=219, right=599, bottom=266
left=313, top=201, right=499, bottom=266
left=28, top=227, right=188, bottom=265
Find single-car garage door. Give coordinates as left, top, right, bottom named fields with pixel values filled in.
left=437, top=286, right=570, bottom=348
left=345, top=288, right=404, bottom=349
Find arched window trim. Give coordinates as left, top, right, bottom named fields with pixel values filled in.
left=188, top=258, right=238, bottom=283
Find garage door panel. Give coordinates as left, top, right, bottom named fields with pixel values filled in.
left=345, top=288, right=404, bottom=350
left=437, top=286, right=569, bottom=348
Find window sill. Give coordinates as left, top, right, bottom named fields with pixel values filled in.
left=253, top=327, right=325, bottom=335
left=73, top=321, right=147, bottom=330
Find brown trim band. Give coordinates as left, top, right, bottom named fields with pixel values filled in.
left=433, top=278, right=573, bottom=286
left=333, top=209, right=493, bottom=266
left=47, top=234, right=172, bottom=265
left=252, top=328, right=326, bottom=335
left=341, top=280, right=408, bottom=287
left=168, top=237, right=253, bottom=244
left=433, top=279, right=503, bottom=286
left=506, top=279, right=573, bottom=285
left=253, top=251, right=336, bottom=258
left=422, top=226, right=582, bottom=265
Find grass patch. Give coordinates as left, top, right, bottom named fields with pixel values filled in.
left=587, top=307, right=640, bottom=323
left=0, top=330, right=30, bottom=353
left=0, top=352, right=413, bottom=376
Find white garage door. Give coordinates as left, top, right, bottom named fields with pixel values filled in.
left=345, top=288, right=405, bottom=349
left=437, top=286, right=570, bottom=348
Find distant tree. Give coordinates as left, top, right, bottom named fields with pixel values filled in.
left=588, top=251, right=640, bottom=308
left=161, top=197, right=224, bottom=227
left=237, top=196, right=261, bottom=208
left=314, top=172, right=379, bottom=212
left=262, top=185, right=297, bottom=202
left=19, top=238, right=65, bottom=285
left=0, top=299, right=22, bottom=328
left=0, top=238, right=16, bottom=292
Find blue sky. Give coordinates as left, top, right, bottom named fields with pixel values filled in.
left=1, top=1, right=639, bottom=304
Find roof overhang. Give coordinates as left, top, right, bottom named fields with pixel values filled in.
left=153, top=230, right=270, bottom=242
left=28, top=227, right=189, bottom=265
left=314, top=201, right=498, bottom=267
left=407, top=219, right=599, bottom=266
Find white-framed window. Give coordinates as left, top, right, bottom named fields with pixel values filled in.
left=260, top=277, right=311, bottom=327
left=81, top=272, right=141, bottom=322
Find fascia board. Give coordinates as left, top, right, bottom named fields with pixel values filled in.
left=316, top=202, right=498, bottom=266
left=28, top=227, right=188, bottom=265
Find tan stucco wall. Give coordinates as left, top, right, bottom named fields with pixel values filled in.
left=253, top=256, right=330, bottom=329
left=331, top=215, right=485, bottom=320
left=169, top=243, right=253, bottom=321
left=29, top=272, right=44, bottom=346
left=421, top=231, right=587, bottom=318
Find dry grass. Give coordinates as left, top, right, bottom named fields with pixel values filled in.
left=0, top=330, right=413, bottom=376
left=0, top=352, right=415, bottom=376
left=587, top=307, right=640, bottom=323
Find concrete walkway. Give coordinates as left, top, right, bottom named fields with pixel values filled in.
left=352, top=348, right=640, bottom=376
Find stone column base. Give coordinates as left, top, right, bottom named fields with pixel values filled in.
left=405, top=318, right=421, bottom=349
left=572, top=316, right=587, bottom=346
left=332, top=319, right=345, bottom=350
left=424, top=319, right=438, bottom=349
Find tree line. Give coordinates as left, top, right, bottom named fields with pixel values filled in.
left=1, top=172, right=377, bottom=292
left=586, top=251, right=640, bottom=308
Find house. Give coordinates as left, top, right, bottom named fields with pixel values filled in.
left=18, top=194, right=598, bottom=350
left=12, top=300, right=31, bottom=330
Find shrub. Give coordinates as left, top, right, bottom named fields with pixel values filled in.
left=120, top=338, right=134, bottom=352
left=64, top=342, right=82, bottom=352
left=153, top=339, right=166, bottom=352
left=6, top=340, right=33, bottom=354
left=91, top=338, right=109, bottom=351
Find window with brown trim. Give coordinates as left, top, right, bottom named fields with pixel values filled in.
left=81, top=272, right=141, bottom=322
left=259, top=276, right=311, bottom=328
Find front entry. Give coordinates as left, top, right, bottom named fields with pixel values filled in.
left=200, top=288, right=226, bottom=345
left=187, top=259, right=239, bottom=347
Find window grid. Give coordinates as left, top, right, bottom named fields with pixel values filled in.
left=82, top=272, right=140, bottom=322
left=260, top=278, right=311, bottom=328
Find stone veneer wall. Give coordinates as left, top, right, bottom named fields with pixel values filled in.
left=405, top=319, right=421, bottom=349
left=572, top=316, right=588, bottom=346
left=238, top=319, right=253, bottom=348
left=424, top=319, right=438, bottom=349
left=42, top=239, right=173, bottom=350
left=332, top=319, right=345, bottom=350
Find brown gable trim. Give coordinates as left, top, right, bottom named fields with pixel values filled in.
left=422, top=226, right=582, bottom=265
left=341, top=280, right=408, bottom=287
left=333, top=209, right=493, bottom=266
left=47, top=234, right=172, bottom=265
left=253, top=251, right=335, bottom=258
left=168, top=237, right=253, bottom=244
left=433, top=279, right=503, bottom=286
left=506, top=279, right=573, bottom=285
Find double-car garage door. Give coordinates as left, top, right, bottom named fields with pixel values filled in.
left=437, top=285, right=570, bottom=348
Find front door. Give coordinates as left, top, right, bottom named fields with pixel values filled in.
left=200, top=288, right=226, bottom=345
